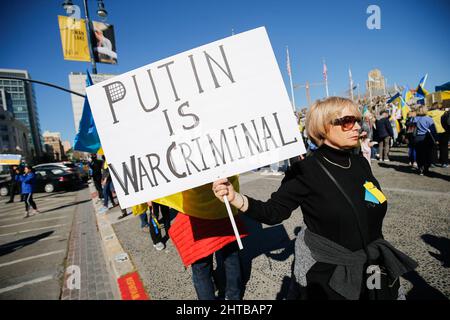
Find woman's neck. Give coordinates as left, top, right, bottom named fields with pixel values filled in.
left=323, top=140, right=345, bottom=151
left=319, top=142, right=352, bottom=166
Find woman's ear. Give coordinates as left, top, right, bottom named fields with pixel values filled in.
left=324, top=123, right=331, bottom=136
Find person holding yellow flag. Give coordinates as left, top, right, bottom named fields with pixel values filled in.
left=154, top=176, right=248, bottom=300
left=213, top=97, right=417, bottom=300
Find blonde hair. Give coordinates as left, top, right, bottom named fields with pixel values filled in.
left=306, top=96, right=361, bottom=146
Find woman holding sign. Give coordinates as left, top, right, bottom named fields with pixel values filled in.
left=212, top=97, right=417, bottom=300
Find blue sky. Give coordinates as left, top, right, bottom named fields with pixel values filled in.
left=1, top=0, right=449, bottom=144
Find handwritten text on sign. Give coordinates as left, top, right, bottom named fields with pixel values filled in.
left=86, top=27, right=305, bottom=208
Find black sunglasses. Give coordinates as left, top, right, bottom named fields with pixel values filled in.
left=331, top=115, right=361, bottom=131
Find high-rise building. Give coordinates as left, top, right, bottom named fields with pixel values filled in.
left=0, top=69, right=43, bottom=158
left=366, top=69, right=386, bottom=98
left=0, top=88, right=13, bottom=114
left=43, top=131, right=65, bottom=161
left=68, top=72, right=116, bottom=133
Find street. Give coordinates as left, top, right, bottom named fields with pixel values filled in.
left=0, top=185, right=115, bottom=300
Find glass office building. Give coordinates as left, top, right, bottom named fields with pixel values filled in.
left=0, top=69, right=43, bottom=158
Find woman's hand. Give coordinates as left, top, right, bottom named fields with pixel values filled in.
left=212, top=178, right=236, bottom=203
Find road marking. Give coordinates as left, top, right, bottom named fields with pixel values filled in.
left=0, top=275, right=54, bottom=294
left=0, top=205, right=71, bottom=219
left=0, top=217, right=66, bottom=228
left=0, top=250, right=65, bottom=268
left=0, top=224, right=68, bottom=237
left=0, top=235, right=62, bottom=248
left=0, top=214, right=66, bottom=223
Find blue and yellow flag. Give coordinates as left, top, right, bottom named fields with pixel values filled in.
left=73, top=72, right=103, bottom=154
left=400, top=86, right=411, bottom=121
left=415, top=74, right=429, bottom=99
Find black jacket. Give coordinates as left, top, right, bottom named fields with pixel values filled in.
left=244, top=144, right=390, bottom=299
left=375, top=117, right=394, bottom=140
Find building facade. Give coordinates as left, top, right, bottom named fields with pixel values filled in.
left=69, top=72, right=116, bottom=133
left=366, top=69, right=387, bottom=98
left=0, top=107, right=31, bottom=163
left=0, top=69, right=43, bottom=159
left=43, top=131, right=65, bottom=162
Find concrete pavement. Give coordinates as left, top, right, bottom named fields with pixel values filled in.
left=0, top=185, right=115, bottom=300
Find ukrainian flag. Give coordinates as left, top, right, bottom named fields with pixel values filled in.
left=73, top=72, right=103, bottom=155
left=154, top=175, right=240, bottom=220
left=387, top=92, right=400, bottom=104
left=400, top=87, right=410, bottom=121
left=416, top=85, right=429, bottom=98
left=415, top=74, right=429, bottom=99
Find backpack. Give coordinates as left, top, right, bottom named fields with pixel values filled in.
left=441, top=111, right=450, bottom=132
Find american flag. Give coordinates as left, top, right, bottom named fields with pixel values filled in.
left=322, top=61, right=328, bottom=81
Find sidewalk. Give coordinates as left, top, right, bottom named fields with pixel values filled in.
left=67, top=181, right=149, bottom=300
left=61, top=186, right=116, bottom=300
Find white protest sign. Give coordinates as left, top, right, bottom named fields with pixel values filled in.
left=86, top=27, right=306, bottom=208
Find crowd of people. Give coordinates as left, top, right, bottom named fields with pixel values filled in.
left=296, top=100, right=450, bottom=176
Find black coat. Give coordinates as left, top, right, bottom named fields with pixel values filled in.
left=375, top=117, right=394, bottom=140
left=245, top=144, right=392, bottom=299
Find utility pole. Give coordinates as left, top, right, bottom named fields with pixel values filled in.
left=83, top=0, right=97, bottom=74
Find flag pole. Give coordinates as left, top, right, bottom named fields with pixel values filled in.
left=422, top=74, right=428, bottom=88
left=323, top=59, right=329, bottom=97
left=223, top=196, right=243, bottom=250
left=349, top=68, right=354, bottom=101
left=286, top=46, right=296, bottom=111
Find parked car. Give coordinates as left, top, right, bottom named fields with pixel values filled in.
left=34, top=162, right=83, bottom=180
left=0, top=174, right=12, bottom=196
left=32, top=166, right=80, bottom=193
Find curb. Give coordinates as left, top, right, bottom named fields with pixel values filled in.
left=88, top=181, right=149, bottom=300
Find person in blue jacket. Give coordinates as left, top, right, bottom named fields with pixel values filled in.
left=16, top=165, right=40, bottom=218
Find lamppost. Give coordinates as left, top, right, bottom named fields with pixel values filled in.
left=62, top=0, right=109, bottom=74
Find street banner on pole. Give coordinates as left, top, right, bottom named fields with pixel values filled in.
left=86, top=27, right=306, bottom=209
left=58, top=16, right=91, bottom=62
left=0, top=154, right=21, bottom=165
left=91, top=21, right=118, bottom=64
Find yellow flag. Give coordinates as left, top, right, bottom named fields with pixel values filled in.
left=154, top=175, right=240, bottom=220
left=131, top=203, right=148, bottom=216
left=363, top=182, right=387, bottom=204
left=58, top=16, right=91, bottom=62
